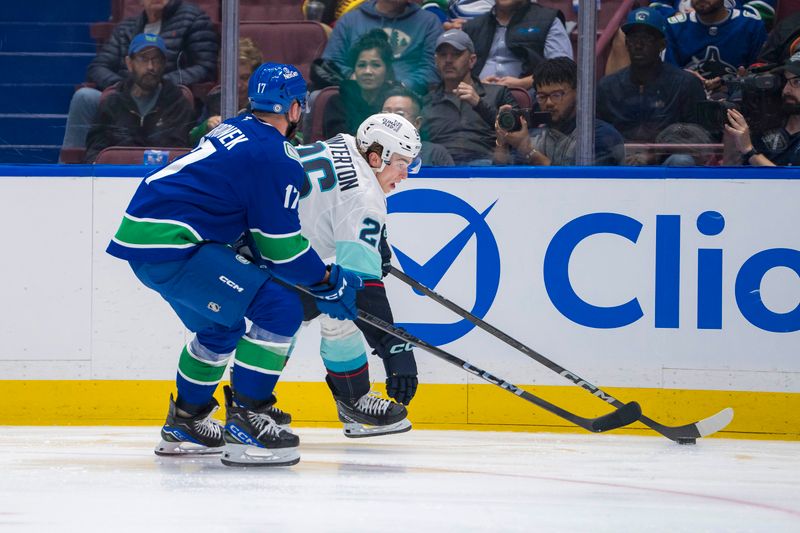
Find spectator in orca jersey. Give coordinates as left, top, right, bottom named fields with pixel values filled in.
left=664, top=0, right=767, bottom=92
left=84, top=34, right=195, bottom=163
left=61, top=0, right=217, bottom=156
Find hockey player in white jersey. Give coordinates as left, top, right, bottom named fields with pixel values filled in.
left=295, top=113, right=422, bottom=437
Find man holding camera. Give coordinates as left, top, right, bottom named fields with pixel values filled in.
left=494, top=57, right=624, bottom=166
left=725, top=55, right=800, bottom=166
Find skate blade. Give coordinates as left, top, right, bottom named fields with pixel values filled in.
left=220, top=443, right=300, bottom=467
left=154, top=439, right=224, bottom=456
left=343, top=418, right=412, bottom=438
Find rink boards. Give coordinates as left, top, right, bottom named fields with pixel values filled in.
left=0, top=165, right=798, bottom=439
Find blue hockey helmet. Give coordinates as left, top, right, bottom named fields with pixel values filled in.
left=248, top=62, right=307, bottom=114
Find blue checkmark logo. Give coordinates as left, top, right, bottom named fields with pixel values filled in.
left=388, top=189, right=501, bottom=345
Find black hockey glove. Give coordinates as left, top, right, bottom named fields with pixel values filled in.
left=377, top=335, right=418, bottom=405
left=378, top=225, right=392, bottom=278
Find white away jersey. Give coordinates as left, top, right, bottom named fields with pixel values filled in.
left=296, top=134, right=387, bottom=280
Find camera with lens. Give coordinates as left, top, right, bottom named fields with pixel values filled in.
left=696, top=71, right=784, bottom=135
left=497, top=108, right=551, bottom=131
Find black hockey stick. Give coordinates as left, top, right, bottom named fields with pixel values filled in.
left=389, top=266, right=734, bottom=444
left=274, top=278, right=642, bottom=434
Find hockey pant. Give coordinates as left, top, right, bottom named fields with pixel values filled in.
left=130, top=243, right=303, bottom=413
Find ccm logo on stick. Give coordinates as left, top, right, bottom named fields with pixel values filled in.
left=544, top=211, right=800, bottom=333
left=219, top=276, right=244, bottom=293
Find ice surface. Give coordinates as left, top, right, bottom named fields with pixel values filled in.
left=0, top=427, right=797, bottom=532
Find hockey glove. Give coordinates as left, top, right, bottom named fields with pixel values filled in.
left=309, top=264, right=364, bottom=321
left=378, top=336, right=418, bottom=405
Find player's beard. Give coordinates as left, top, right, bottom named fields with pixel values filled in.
left=285, top=117, right=300, bottom=140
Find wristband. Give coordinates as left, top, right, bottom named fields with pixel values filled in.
left=741, top=147, right=759, bottom=164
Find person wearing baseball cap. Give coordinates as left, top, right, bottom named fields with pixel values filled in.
left=725, top=53, right=800, bottom=166
left=128, top=32, right=168, bottom=58
left=596, top=7, right=706, bottom=143
left=422, top=28, right=519, bottom=165
left=84, top=32, right=195, bottom=162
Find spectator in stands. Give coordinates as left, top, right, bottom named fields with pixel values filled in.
left=61, top=0, right=217, bottom=154
left=597, top=8, right=707, bottom=142
left=381, top=86, right=455, bottom=165
left=190, top=38, right=263, bottom=145
left=323, top=30, right=400, bottom=138
left=84, top=34, right=195, bottom=163
left=313, top=0, right=366, bottom=26
left=494, top=58, right=624, bottom=165
left=724, top=54, right=800, bottom=165
left=655, top=122, right=716, bottom=165
left=649, top=0, right=776, bottom=31
left=442, top=0, right=495, bottom=31
left=422, top=29, right=518, bottom=165
left=758, top=12, right=800, bottom=65
left=422, top=30, right=517, bottom=165
left=320, top=0, right=443, bottom=94
left=463, top=0, right=573, bottom=91
left=664, top=0, right=767, bottom=92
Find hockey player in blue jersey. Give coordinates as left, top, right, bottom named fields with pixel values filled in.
left=106, top=62, right=364, bottom=467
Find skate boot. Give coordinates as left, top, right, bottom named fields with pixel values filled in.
left=328, top=378, right=411, bottom=438
left=154, top=394, right=225, bottom=456
left=221, top=385, right=300, bottom=467
left=262, top=394, right=292, bottom=428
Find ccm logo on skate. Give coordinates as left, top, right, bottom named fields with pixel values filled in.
left=226, top=424, right=261, bottom=447
left=219, top=275, right=245, bottom=293
left=544, top=211, right=800, bottom=333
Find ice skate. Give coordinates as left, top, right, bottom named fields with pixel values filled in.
left=221, top=385, right=300, bottom=467
left=262, top=394, right=292, bottom=428
left=154, top=394, right=225, bottom=456
left=329, top=375, right=411, bottom=438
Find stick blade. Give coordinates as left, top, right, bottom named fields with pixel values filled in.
left=590, top=401, right=642, bottom=432
left=694, top=407, right=734, bottom=438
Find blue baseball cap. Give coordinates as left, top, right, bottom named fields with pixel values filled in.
left=621, top=8, right=667, bottom=37
left=128, top=33, right=167, bottom=57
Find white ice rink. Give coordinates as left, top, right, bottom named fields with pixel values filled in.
left=0, top=427, right=798, bottom=532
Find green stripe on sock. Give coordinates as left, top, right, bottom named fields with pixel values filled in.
left=177, top=346, right=227, bottom=384
left=235, top=336, right=290, bottom=372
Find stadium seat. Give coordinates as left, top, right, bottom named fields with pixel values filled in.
left=775, top=0, right=800, bottom=24
left=239, top=21, right=328, bottom=83
left=240, top=0, right=304, bottom=21
left=307, top=86, right=339, bottom=143
left=93, top=146, right=191, bottom=165
left=508, top=87, right=533, bottom=110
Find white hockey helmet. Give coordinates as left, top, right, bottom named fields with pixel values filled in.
left=356, top=113, right=422, bottom=174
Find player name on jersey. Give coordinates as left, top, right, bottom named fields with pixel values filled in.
left=327, top=134, right=359, bottom=192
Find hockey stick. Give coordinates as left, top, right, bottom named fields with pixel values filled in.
left=389, top=266, right=734, bottom=444
left=273, top=277, right=642, bottom=434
